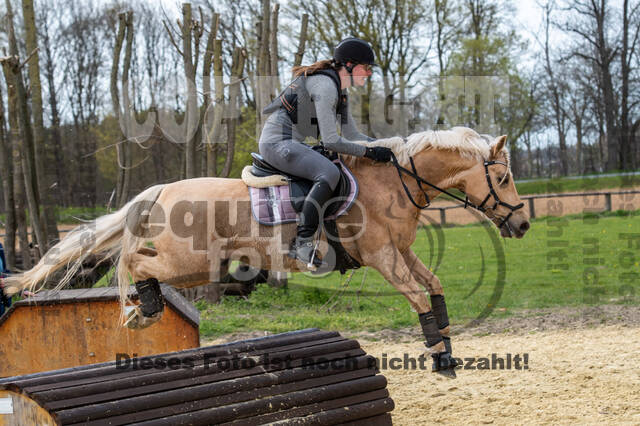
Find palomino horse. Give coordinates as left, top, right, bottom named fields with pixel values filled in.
left=1, top=127, right=529, bottom=376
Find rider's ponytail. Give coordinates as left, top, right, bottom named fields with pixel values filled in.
left=291, top=59, right=337, bottom=77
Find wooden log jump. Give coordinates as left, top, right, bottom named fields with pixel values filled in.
left=0, top=286, right=199, bottom=377
left=0, top=328, right=394, bottom=425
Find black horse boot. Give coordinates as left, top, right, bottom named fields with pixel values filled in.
left=135, top=278, right=164, bottom=317
left=419, top=311, right=458, bottom=378
left=125, top=278, right=165, bottom=329
left=431, top=295, right=453, bottom=355
left=290, top=181, right=334, bottom=269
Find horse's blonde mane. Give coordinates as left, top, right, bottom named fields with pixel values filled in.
left=343, top=127, right=512, bottom=169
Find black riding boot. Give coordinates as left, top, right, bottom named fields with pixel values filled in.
left=290, top=181, right=334, bottom=268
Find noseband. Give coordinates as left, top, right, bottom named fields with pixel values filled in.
left=389, top=153, right=524, bottom=229
left=476, top=160, right=525, bottom=227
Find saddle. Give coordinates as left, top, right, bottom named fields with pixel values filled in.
left=242, top=149, right=361, bottom=274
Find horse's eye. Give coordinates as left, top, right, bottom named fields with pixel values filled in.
left=500, top=174, right=510, bottom=186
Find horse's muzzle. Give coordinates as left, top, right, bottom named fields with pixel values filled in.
left=499, top=216, right=530, bottom=239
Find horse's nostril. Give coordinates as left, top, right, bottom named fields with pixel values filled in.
left=520, top=221, right=530, bottom=232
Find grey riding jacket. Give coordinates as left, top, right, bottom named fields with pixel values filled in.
left=260, top=69, right=372, bottom=157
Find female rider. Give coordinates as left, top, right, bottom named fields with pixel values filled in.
left=259, top=37, right=393, bottom=268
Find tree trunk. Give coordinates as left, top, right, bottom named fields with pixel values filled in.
left=293, top=14, right=309, bottom=68
left=543, top=5, right=569, bottom=176
left=209, top=39, right=225, bottom=176
left=22, top=0, right=58, bottom=247
left=41, top=11, right=68, bottom=207
left=221, top=47, right=247, bottom=178
left=575, top=113, right=583, bottom=175
left=619, top=0, right=634, bottom=170
left=0, top=82, right=16, bottom=269
left=435, top=0, right=447, bottom=127
left=3, top=0, right=45, bottom=258
left=2, top=64, right=31, bottom=270
left=269, top=3, right=280, bottom=92
left=15, top=71, right=45, bottom=258
left=111, top=13, right=127, bottom=207
left=255, top=0, right=271, bottom=138
left=181, top=3, right=198, bottom=178
left=203, top=13, right=219, bottom=177
left=119, top=11, right=134, bottom=206
left=591, top=2, right=619, bottom=171
left=524, top=132, right=533, bottom=178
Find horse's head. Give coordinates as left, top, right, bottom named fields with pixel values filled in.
left=460, top=135, right=530, bottom=238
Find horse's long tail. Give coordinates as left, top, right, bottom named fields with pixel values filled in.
left=2, top=184, right=166, bottom=301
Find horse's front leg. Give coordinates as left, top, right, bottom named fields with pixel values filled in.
left=402, top=249, right=452, bottom=355
left=361, top=242, right=457, bottom=376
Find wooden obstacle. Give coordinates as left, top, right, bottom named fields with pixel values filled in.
left=0, top=286, right=199, bottom=377
left=0, top=328, right=394, bottom=425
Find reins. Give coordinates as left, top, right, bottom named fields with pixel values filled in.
left=389, top=151, right=524, bottom=229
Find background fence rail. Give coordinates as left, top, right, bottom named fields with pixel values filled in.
left=425, top=190, right=640, bottom=225
left=2, top=191, right=639, bottom=238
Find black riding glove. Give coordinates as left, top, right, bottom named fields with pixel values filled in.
left=364, top=146, right=393, bottom=163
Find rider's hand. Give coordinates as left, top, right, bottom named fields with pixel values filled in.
left=364, top=146, right=393, bottom=163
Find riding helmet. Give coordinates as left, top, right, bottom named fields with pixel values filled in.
left=333, top=37, right=377, bottom=66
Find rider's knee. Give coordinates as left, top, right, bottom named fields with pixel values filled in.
left=319, top=166, right=340, bottom=190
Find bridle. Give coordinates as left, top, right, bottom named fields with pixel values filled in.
left=389, top=152, right=525, bottom=229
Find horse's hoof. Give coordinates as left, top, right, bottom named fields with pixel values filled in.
left=432, top=351, right=458, bottom=378
left=124, top=306, right=163, bottom=330
left=436, top=368, right=457, bottom=378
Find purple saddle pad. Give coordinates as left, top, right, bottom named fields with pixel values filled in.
left=248, top=159, right=359, bottom=226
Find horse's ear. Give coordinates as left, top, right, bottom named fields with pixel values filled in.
left=490, top=135, right=507, bottom=159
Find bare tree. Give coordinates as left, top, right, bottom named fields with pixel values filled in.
left=434, top=0, right=464, bottom=127
left=269, top=3, right=279, bottom=92
left=111, top=11, right=135, bottom=208
left=254, top=0, right=279, bottom=136
left=619, top=0, right=640, bottom=169
left=202, top=12, right=220, bottom=176
left=1, top=52, right=32, bottom=269
left=564, top=0, right=620, bottom=170
left=60, top=5, right=105, bottom=206
left=220, top=46, right=247, bottom=177
left=542, top=1, right=570, bottom=174
left=293, top=13, right=309, bottom=68
left=0, top=80, right=16, bottom=269
left=180, top=3, right=202, bottom=178
left=2, top=0, right=46, bottom=258
left=39, top=4, right=68, bottom=206
left=208, top=38, right=224, bottom=176
left=22, top=0, right=58, bottom=247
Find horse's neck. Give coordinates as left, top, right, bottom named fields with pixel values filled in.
left=407, top=149, right=471, bottom=197
left=350, top=149, right=470, bottom=216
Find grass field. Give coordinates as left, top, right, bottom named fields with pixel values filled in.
left=196, top=212, right=639, bottom=338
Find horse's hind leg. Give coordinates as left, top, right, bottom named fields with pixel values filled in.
left=121, top=247, right=223, bottom=329
left=126, top=250, right=215, bottom=288
left=402, top=249, right=452, bottom=353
